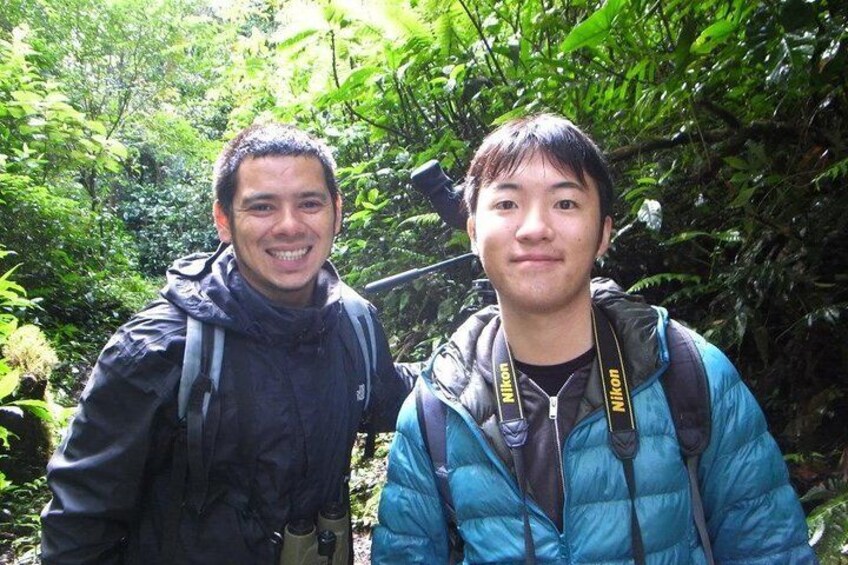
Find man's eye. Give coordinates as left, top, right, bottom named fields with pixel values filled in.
left=301, top=200, right=324, bottom=210
left=555, top=200, right=576, bottom=210
left=247, top=203, right=273, bottom=212
left=494, top=200, right=517, bottom=210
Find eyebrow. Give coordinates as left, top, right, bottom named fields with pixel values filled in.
left=240, top=190, right=330, bottom=206
left=490, top=180, right=587, bottom=192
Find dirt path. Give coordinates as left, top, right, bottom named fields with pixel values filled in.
left=353, top=529, right=372, bottom=564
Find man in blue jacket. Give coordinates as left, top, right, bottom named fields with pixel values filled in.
left=373, top=114, right=816, bottom=564
left=41, top=123, right=416, bottom=563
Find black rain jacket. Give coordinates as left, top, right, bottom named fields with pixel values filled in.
left=41, top=245, right=414, bottom=564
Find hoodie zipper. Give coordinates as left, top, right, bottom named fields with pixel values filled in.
left=527, top=379, right=568, bottom=515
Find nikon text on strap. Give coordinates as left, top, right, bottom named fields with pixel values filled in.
left=492, top=327, right=536, bottom=565
left=592, top=304, right=645, bottom=565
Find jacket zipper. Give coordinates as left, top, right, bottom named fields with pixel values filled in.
left=526, top=378, right=568, bottom=521
left=548, top=395, right=567, bottom=504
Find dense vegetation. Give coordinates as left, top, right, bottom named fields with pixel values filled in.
left=1, top=0, right=846, bottom=561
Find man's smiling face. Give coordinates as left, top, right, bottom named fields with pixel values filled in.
left=468, top=151, right=611, bottom=316
left=213, top=154, right=341, bottom=307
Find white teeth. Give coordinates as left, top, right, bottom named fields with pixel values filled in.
left=270, top=248, right=309, bottom=260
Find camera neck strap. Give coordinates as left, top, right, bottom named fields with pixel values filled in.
left=591, top=304, right=645, bottom=564
left=591, top=304, right=637, bottom=448
left=492, top=327, right=535, bottom=565
left=492, top=306, right=645, bottom=565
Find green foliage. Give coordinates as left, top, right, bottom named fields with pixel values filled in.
left=349, top=434, right=392, bottom=530
left=561, top=0, right=629, bottom=53
left=0, top=0, right=846, bottom=558
left=805, top=477, right=848, bottom=562
left=0, top=251, right=56, bottom=482
left=3, top=0, right=229, bottom=274
left=0, top=26, right=125, bottom=186
left=1, top=26, right=159, bottom=405
left=9, top=0, right=217, bottom=132
left=0, top=477, right=50, bottom=561
left=2, top=324, right=58, bottom=381
left=0, top=258, right=72, bottom=562
left=116, top=112, right=220, bottom=275
left=0, top=173, right=153, bottom=334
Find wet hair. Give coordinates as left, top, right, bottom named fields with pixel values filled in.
left=463, top=114, right=613, bottom=219
left=213, top=123, right=338, bottom=216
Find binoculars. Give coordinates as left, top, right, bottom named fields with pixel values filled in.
left=279, top=504, right=350, bottom=565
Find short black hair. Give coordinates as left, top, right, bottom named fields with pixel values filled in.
left=463, top=114, right=613, bottom=220
left=213, top=123, right=338, bottom=216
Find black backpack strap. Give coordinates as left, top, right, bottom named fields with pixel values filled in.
left=415, top=384, right=464, bottom=564
left=339, top=284, right=378, bottom=458
left=340, top=284, right=376, bottom=411
left=662, top=321, right=714, bottom=565
left=662, top=321, right=711, bottom=456
left=162, top=316, right=224, bottom=561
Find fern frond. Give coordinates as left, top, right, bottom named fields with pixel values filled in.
left=398, top=212, right=442, bottom=227
left=813, top=157, right=848, bottom=186
left=627, top=273, right=701, bottom=293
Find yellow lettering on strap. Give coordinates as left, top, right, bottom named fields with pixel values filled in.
left=499, top=362, right=515, bottom=403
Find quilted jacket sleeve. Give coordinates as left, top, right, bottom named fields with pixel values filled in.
left=696, top=339, right=818, bottom=564
left=371, top=388, right=451, bottom=564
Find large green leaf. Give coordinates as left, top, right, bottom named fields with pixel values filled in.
left=561, top=0, right=628, bottom=53
left=627, top=273, right=701, bottom=293
left=10, top=398, right=53, bottom=422
left=690, top=19, right=737, bottom=55
left=274, top=29, right=320, bottom=52
left=0, top=367, right=20, bottom=401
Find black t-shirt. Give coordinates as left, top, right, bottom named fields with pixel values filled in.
left=515, top=347, right=596, bottom=396
left=512, top=347, right=596, bottom=530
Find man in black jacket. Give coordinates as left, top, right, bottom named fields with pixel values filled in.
left=41, top=123, right=416, bottom=563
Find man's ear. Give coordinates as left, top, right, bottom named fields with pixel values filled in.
left=596, top=216, right=612, bottom=258
left=467, top=215, right=478, bottom=255
left=213, top=201, right=232, bottom=243
left=334, top=193, right=343, bottom=235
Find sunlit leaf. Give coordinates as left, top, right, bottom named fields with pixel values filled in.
left=0, top=368, right=21, bottom=400
left=10, top=398, right=53, bottom=422
left=274, top=29, right=319, bottom=51
left=561, top=0, right=628, bottom=53
left=690, top=19, right=737, bottom=55
left=636, top=198, right=662, bottom=231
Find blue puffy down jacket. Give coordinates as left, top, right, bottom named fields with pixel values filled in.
left=373, top=288, right=816, bottom=564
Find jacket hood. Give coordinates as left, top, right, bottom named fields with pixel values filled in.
left=427, top=278, right=668, bottom=426
left=161, top=243, right=343, bottom=345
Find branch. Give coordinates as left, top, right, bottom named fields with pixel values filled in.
left=607, top=121, right=798, bottom=162
left=456, top=0, right=510, bottom=85
left=328, top=31, right=413, bottom=144
left=652, top=0, right=676, bottom=51
left=696, top=99, right=743, bottom=129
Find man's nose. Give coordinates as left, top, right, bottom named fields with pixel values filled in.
left=271, top=207, right=305, bottom=236
left=515, top=206, right=554, bottom=241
